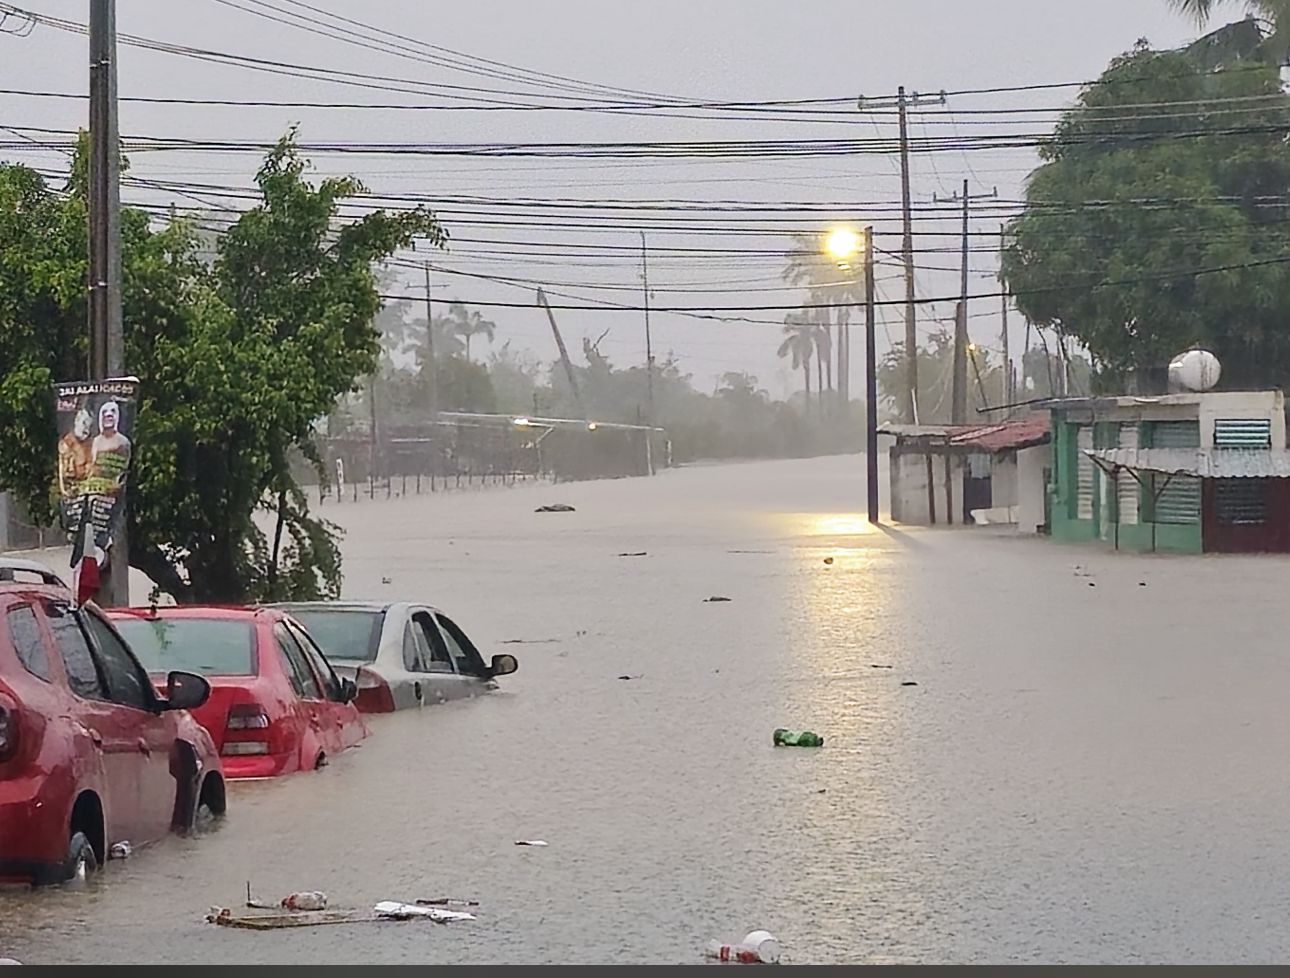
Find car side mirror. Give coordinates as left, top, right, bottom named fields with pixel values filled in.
left=163, top=671, right=211, bottom=712
left=340, top=678, right=358, bottom=704
left=488, top=653, right=519, bottom=679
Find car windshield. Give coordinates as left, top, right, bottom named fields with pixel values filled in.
left=285, top=609, right=383, bottom=663
left=113, top=617, right=256, bottom=677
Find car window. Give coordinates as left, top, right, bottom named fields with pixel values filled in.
left=283, top=609, right=383, bottom=663
left=45, top=605, right=107, bottom=702
left=402, top=622, right=430, bottom=672
left=274, top=623, right=322, bottom=700
left=435, top=614, right=486, bottom=678
left=112, top=617, right=255, bottom=677
left=412, top=611, right=454, bottom=674
left=6, top=605, right=52, bottom=682
left=286, top=621, right=344, bottom=703
left=81, top=611, right=153, bottom=712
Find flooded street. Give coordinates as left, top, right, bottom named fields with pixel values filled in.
left=3, top=454, right=1290, bottom=964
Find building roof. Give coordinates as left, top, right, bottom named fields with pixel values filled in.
left=879, top=416, right=1050, bottom=453
left=1085, top=447, right=1290, bottom=479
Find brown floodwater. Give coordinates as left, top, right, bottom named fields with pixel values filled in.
left=2, top=455, right=1289, bottom=964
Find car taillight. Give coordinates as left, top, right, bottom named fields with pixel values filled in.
left=225, top=704, right=270, bottom=730
left=222, top=702, right=271, bottom=757
left=354, top=667, right=395, bottom=713
left=0, top=697, right=17, bottom=763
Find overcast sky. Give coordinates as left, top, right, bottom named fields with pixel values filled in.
left=1, top=1, right=1203, bottom=400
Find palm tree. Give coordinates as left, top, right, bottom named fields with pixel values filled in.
left=782, top=232, right=865, bottom=404
left=1169, top=0, right=1290, bottom=62
left=444, top=301, right=497, bottom=361
left=777, top=313, right=817, bottom=414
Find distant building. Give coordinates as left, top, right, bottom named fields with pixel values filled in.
left=881, top=416, right=1051, bottom=530
left=1047, top=390, right=1290, bottom=553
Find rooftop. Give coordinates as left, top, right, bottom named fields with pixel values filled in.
left=879, top=415, right=1051, bottom=453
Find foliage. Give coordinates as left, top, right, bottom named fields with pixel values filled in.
left=1002, top=46, right=1290, bottom=389
left=1170, top=0, right=1290, bottom=63
left=0, top=134, right=443, bottom=602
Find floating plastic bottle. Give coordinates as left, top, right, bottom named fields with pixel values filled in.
left=773, top=728, right=824, bottom=748
left=704, top=931, right=781, bottom=964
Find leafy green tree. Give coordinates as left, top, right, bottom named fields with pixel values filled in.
left=1002, top=46, right=1290, bottom=389
left=0, top=134, right=443, bottom=602
left=1170, top=1, right=1290, bottom=62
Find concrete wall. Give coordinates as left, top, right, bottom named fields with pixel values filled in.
left=889, top=449, right=966, bottom=525
left=1196, top=390, right=1286, bottom=448
left=1016, top=445, right=1048, bottom=534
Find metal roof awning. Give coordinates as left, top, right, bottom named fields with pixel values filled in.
left=1084, top=447, right=1290, bottom=479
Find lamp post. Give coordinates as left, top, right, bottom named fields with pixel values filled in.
left=824, top=225, right=880, bottom=524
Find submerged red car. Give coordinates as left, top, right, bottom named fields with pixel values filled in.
left=0, top=559, right=223, bottom=886
left=109, top=606, right=368, bottom=779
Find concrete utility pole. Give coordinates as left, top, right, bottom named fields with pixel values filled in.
left=858, top=87, right=945, bottom=424
left=863, top=226, right=879, bottom=524
left=88, top=0, right=127, bottom=605
left=640, top=232, right=656, bottom=475
left=934, top=180, right=998, bottom=424
left=423, top=263, right=437, bottom=422
left=999, top=226, right=1011, bottom=414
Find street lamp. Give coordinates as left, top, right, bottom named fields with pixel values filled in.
left=822, top=225, right=879, bottom=524
left=824, top=227, right=862, bottom=269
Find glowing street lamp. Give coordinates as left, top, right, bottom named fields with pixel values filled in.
left=824, top=226, right=862, bottom=268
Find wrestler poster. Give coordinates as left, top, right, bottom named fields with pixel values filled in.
left=53, top=378, right=138, bottom=574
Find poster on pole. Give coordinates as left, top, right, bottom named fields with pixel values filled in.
left=53, top=378, right=138, bottom=597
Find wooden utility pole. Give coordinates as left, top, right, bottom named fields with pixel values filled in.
left=89, top=0, right=127, bottom=605
left=864, top=226, right=879, bottom=524
left=858, top=87, right=945, bottom=423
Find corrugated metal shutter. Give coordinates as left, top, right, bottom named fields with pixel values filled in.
left=1076, top=426, right=1094, bottom=521
left=1117, top=424, right=1139, bottom=525
left=1151, top=421, right=1200, bottom=524
left=1214, top=418, right=1272, bottom=449
left=1216, top=479, right=1269, bottom=524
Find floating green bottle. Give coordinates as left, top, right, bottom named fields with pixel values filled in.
left=773, top=728, right=824, bottom=747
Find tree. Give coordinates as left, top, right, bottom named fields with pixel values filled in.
left=1001, top=46, right=1290, bottom=390
left=1169, top=1, right=1290, bottom=63
left=0, top=133, right=443, bottom=602
left=777, top=314, right=816, bottom=410
left=782, top=232, right=865, bottom=405
left=443, top=300, right=496, bottom=361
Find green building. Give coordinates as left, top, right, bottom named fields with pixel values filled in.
left=1047, top=391, right=1288, bottom=554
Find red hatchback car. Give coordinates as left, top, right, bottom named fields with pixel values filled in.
left=109, top=607, right=368, bottom=780
left=0, top=559, right=224, bottom=886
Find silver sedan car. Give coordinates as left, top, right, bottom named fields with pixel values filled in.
left=273, top=602, right=518, bottom=713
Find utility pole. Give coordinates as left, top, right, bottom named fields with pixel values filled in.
left=859, top=87, right=945, bottom=423
left=89, top=0, right=126, bottom=605
left=640, top=232, right=656, bottom=475
left=423, top=263, right=437, bottom=422
left=934, top=180, right=998, bottom=423
left=999, top=226, right=1011, bottom=414
left=864, top=226, right=879, bottom=524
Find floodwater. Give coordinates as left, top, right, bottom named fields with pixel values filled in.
left=3, top=454, right=1290, bottom=965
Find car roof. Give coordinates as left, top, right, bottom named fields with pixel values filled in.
left=271, top=601, right=399, bottom=613
left=107, top=605, right=280, bottom=622
left=0, top=557, right=69, bottom=590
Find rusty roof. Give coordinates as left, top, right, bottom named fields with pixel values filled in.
left=949, top=416, right=1052, bottom=452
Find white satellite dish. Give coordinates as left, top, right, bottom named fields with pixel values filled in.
left=1168, top=349, right=1222, bottom=392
